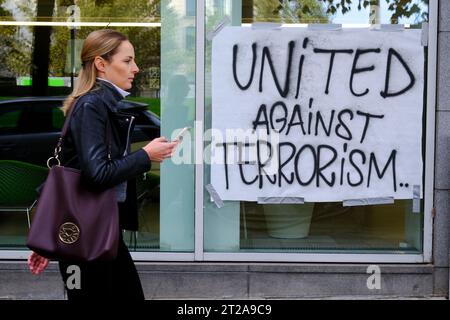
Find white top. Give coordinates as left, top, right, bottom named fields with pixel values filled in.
left=96, top=77, right=130, bottom=98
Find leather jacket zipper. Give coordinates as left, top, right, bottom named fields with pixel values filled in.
left=124, top=115, right=135, bottom=156
left=118, top=111, right=147, bottom=181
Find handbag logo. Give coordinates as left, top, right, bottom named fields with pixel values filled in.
left=58, top=222, right=80, bottom=244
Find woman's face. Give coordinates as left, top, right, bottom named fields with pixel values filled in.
left=97, top=40, right=139, bottom=90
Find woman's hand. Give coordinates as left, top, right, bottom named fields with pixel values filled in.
left=28, top=251, right=49, bottom=275
left=142, top=137, right=179, bottom=162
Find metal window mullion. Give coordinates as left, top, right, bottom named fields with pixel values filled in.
left=423, top=0, right=439, bottom=263
left=194, top=0, right=205, bottom=261
left=203, top=252, right=424, bottom=263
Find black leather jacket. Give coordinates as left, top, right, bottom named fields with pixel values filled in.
left=61, top=80, right=151, bottom=231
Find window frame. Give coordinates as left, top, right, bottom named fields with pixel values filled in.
left=186, top=0, right=196, bottom=17
left=0, top=0, right=438, bottom=263
left=193, top=0, right=437, bottom=264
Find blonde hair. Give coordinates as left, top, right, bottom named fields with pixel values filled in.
left=62, top=29, right=128, bottom=115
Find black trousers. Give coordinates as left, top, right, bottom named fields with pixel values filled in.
left=58, top=234, right=144, bottom=300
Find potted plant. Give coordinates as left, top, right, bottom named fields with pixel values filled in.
left=263, top=203, right=315, bottom=239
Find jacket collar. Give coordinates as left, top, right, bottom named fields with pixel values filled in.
left=94, top=79, right=125, bottom=113
left=97, top=77, right=130, bottom=98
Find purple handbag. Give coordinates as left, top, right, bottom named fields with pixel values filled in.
left=26, top=102, right=119, bottom=262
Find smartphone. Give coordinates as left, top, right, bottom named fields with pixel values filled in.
left=173, top=126, right=191, bottom=142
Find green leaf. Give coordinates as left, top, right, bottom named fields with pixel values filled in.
left=302, top=5, right=311, bottom=14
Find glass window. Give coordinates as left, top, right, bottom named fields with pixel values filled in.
left=159, top=0, right=196, bottom=252
left=185, top=26, right=195, bottom=51
left=214, top=0, right=225, bottom=16
left=0, top=106, right=23, bottom=132
left=186, top=0, right=196, bottom=17
left=204, top=0, right=428, bottom=254
left=0, top=0, right=195, bottom=253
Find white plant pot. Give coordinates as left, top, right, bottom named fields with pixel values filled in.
left=263, top=203, right=314, bottom=239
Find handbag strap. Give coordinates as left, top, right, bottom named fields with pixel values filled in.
left=47, top=98, right=112, bottom=168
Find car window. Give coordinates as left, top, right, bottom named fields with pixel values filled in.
left=0, top=108, right=22, bottom=133
left=30, top=101, right=64, bottom=133
left=15, top=103, right=51, bottom=133
left=0, top=103, right=32, bottom=134
left=0, top=101, right=64, bottom=134
left=52, top=105, right=65, bottom=130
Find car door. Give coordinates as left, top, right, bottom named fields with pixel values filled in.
left=30, top=101, right=65, bottom=166
left=130, top=109, right=160, bottom=143
left=0, top=100, right=63, bottom=166
left=0, top=101, right=34, bottom=163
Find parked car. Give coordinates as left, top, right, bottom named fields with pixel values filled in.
left=0, top=96, right=160, bottom=166
left=0, top=97, right=161, bottom=235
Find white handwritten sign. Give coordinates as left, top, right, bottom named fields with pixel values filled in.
left=211, top=27, right=424, bottom=202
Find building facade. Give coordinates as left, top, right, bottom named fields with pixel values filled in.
left=0, top=0, right=448, bottom=299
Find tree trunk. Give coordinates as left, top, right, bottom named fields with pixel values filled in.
left=31, top=0, right=55, bottom=96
